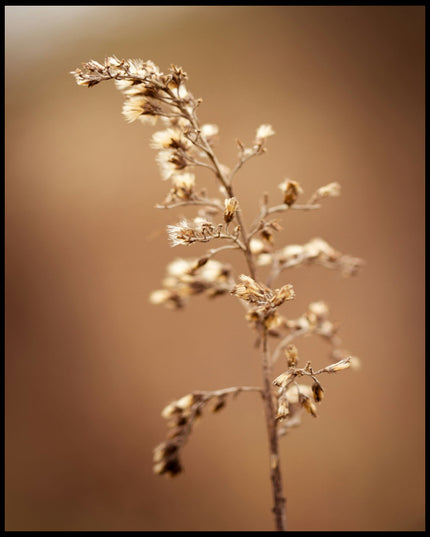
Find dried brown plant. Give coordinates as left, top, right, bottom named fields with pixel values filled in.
left=71, top=56, right=363, bottom=531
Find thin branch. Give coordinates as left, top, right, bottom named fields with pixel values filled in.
left=228, top=145, right=261, bottom=183
left=270, top=328, right=309, bottom=369
left=156, top=198, right=224, bottom=212
left=197, top=385, right=263, bottom=399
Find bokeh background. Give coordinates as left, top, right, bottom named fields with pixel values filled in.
left=5, top=6, right=425, bottom=531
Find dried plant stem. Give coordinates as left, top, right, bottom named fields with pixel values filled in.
left=186, top=105, right=285, bottom=529
left=71, top=57, right=362, bottom=531
left=260, top=324, right=287, bottom=531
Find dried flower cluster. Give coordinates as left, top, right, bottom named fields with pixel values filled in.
left=153, top=386, right=262, bottom=477
left=273, top=347, right=351, bottom=430
left=149, top=257, right=233, bottom=309
left=72, top=56, right=363, bottom=531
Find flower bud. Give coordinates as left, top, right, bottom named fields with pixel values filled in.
left=224, top=197, right=239, bottom=223
left=285, top=344, right=299, bottom=367
left=279, top=179, right=303, bottom=207
left=300, top=394, right=317, bottom=417
left=312, top=382, right=324, bottom=402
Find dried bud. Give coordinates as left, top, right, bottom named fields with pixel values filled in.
left=317, top=320, right=337, bottom=338
left=153, top=440, right=182, bottom=477
left=194, top=256, right=209, bottom=269
left=271, top=284, right=295, bottom=308
left=300, top=394, right=318, bottom=417
left=224, top=197, right=239, bottom=223
left=255, top=124, right=275, bottom=143
left=273, top=371, right=296, bottom=388
left=256, top=253, right=273, bottom=266
left=231, top=274, right=268, bottom=304
left=153, top=456, right=182, bottom=477
left=172, top=172, right=196, bottom=200
left=176, top=393, right=196, bottom=411
left=212, top=394, right=227, bottom=412
left=264, top=311, right=282, bottom=330
left=325, top=358, right=351, bottom=373
left=285, top=344, right=299, bottom=367
left=314, top=182, right=341, bottom=200
left=285, top=384, right=312, bottom=404
left=260, top=228, right=274, bottom=244
left=249, top=238, right=266, bottom=255
left=232, top=275, right=294, bottom=316
left=312, top=382, right=324, bottom=402
left=201, top=123, right=219, bottom=140
left=308, top=301, right=329, bottom=320
left=151, top=128, right=191, bottom=151
left=276, top=401, right=290, bottom=421
left=167, top=218, right=218, bottom=247
left=149, top=289, right=172, bottom=305
left=348, top=356, right=361, bottom=370
left=279, top=179, right=303, bottom=206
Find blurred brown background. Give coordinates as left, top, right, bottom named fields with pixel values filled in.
left=5, top=6, right=425, bottom=531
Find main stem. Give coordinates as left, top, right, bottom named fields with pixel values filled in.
left=260, top=324, right=287, bottom=531
left=184, top=102, right=286, bottom=528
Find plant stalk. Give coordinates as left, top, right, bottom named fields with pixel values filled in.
left=260, top=324, right=287, bottom=531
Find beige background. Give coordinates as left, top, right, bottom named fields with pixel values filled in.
left=5, top=6, right=425, bottom=531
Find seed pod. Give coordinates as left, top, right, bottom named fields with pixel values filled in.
left=224, top=197, right=239, bottom=223
left=312, top=382, right=324, bottom=402
left=285, top=344, right=299, bottom=367
left=212, top=394, right=227, bottom=413
left=279, top=179, right=303, bottom=207
left=300, top=394, right=318, bottom=417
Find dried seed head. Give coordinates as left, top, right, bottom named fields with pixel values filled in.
left=167, top=219, right=196, bottom=246
left=151, top=128, right=191, bottom=151
left=122, top=96, right=158, bottom=124
left=224, top=197, right=239, bottom=223
left=273, top=371, right=296, bottom=388
left=172, top=172, right=195, bottom=200
left=156, top=149, right=188, bottom=180
left=317, top=319, right=337, bottom=338
left=348, top=356, right=361, bottom=370
left=201, top=123, right=219, bottom=140
left=279, top=244, right=305, bottom=266
left=161, top=393, right=197, bottom=420
left=308, top=301, right=329, bottom=320
left=314, top=181, right=341, bottom=200
left=285, top=344, right=299, bottom=367
left=271, top=284, right=295, bottom=308
left=249, top=238, right=267, bottom=255
left=231, top=274, right=268, bottom=304
left=166, top=258, right=195, bottom=277
left=325, top=357, right=351, bottom=373
left=285, top=384, right=313, bottom=404
left=312, top=382, right=324, bottom=402
left=161, top=402, right=180, bottom=420
left=212, top=394, right=227, bottom=412
left=153, top=456, right=183, bottom=477
left=232, top=275, right=295, bottom=318
left=276, top=401, right=290, bottom=421
left=167, top=218, right=217, bottom=247
left=255, top=124, right=275, bottom=142
left=149, top=289, right=172, bottom=305
left=264, top=311, right=283, bottom=331
left=303, top=237, right=336, bottom=259
left=256, top=253, right=273, bottom=266
left=279, top=179, right=303, bottom=206
left=300, top=394, right=318, bottom=417
left=176, top=393, right=196, bottom=411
